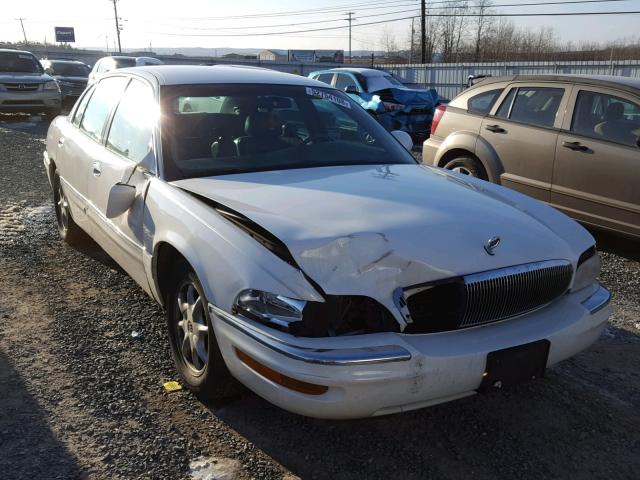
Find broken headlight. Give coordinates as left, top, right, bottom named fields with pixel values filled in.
left=234, top=289, right=305, bottom=330
left=572, top=247, right=601, bottom=292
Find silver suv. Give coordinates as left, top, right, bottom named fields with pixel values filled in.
left=0, top=49, right=62, bottom=119
left=423, top=74, right=640, bottom=239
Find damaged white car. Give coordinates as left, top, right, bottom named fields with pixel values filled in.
left=44, top=65, right=611, bottom=419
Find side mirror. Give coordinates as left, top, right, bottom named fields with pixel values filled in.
left=345, top=85, right=359, bottom=95
left=391, top=130, right=413, bottom=151
left=106, top=183, right=136, bottom=218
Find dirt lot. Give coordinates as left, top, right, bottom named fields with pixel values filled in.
left=1, top=118, right=639, bottom=479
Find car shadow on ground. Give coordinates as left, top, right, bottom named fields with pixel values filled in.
left=0, top=350, right=84, bottom=479
left=207, top=324, right=639, bottom=480
left=591, top=228, right=640, bottom=262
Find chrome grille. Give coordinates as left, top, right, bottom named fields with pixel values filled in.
left=404, top=260, right=573, bottom=333
left=460, top=260, right=573, bottom=328
left=4, top=83, right=40, bottom=92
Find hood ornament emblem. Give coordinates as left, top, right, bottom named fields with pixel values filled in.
left=484, top=236, right=501, bottom=255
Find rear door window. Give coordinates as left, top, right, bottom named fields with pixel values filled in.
left=334, top=73, right=358, bottom=92
left=314, top=73, right=334, bottom=86
left=571, top=90, right=640, bottom=147
left=79, top=76, right=128, bottom=142
left=495, top=87, right=564, bottom=128
left=468, top=89, right=503, bottom=114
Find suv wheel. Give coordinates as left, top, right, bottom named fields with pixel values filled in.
left=166, top=263, right=243, bottom=400
left=443, top=156, right=488, bottom=180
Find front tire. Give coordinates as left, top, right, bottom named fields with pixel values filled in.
left=166, top=263, right=242, bottom=400
left=443, top=156, right=488, bottom=180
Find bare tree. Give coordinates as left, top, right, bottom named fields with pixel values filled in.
left=473, top=0, right=493, bottom=61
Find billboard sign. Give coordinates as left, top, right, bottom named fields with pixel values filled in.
left=314, top=50, right=344, bottom=63
left=54, top=27, right=75, bottom=43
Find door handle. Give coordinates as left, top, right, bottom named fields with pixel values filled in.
left=485, top=124, right=505, bottom=133
left=92, top=162, right=102, bottom=177
left=562, top=141, right=589, bottom=152
left=57, top=137, right=65, bottom=147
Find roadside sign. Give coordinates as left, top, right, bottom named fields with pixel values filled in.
left=54, top=27, right=75, bottom=43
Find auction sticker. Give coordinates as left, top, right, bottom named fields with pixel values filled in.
left=305, top=87, right=351, bottom=109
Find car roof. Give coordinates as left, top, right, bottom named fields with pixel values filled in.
left=472, top=74, right=640, bottom=94
left=113, top=64, right=332, bottom=87
left=0, top=48, right=36, bottom=55
left=314, top=67, right=388, bottom=76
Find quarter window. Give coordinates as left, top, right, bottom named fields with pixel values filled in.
left=495, top=87, right=564, bottom=128
left=106, top=79, right=156, bottom=162
left=468, top=89, right=503, bottom=114
left=80, top=76, right=128, bottom=142
left=571, top=90, right=640, bottom=147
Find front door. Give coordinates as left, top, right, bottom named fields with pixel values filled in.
left=86, top=78, right=157, bottom=290
left=481, top=83, right=569, bottom=202
left=552, top=87, right=640, bottom=237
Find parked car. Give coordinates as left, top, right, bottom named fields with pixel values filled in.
left=423, top=74, right=640, bottom=239
left=309, top=67, right=439, bottom=145
left=0, top=48, right=61, bottom=119
left=40, top=59, right=90, bottom=104
left=45, top=65, right=610, bottom=419
left=88, top=55, right=163, bottom=84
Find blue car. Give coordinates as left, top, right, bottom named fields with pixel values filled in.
left=309, top=67, right=439, bottom=145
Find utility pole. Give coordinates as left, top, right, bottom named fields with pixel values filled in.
left=16, top=18, right=27, bottom=44
left=420, top=0, right=426, bottom=63
left=109, top=0, right=122, bottom=53
left=346, top=12, right=355, bottom=63
left=409, top=17, right=415, bottom=64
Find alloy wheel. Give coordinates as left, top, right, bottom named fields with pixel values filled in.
left=175, top=280, right=209, bottom=374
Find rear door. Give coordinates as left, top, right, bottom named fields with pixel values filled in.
left=552, top=86, right=640, bottom=237
left=481, top=83, right=569, bottom=202
left=86, top=77, right=157, bottom=289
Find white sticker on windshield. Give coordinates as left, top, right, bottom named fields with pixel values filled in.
left=305, top=87, right=351, bottom=109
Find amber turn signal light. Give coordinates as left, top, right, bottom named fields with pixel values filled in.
left=235, top=348, right=328, bottom=396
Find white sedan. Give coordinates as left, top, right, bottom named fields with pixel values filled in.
left=44, top=65, right=611, bottom=419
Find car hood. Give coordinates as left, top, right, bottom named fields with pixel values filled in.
left=0, top=72, right=51, bottom=83
left=173, top=164, right=592, bottom=320
left=370, top=86, right=439, bottom=106
left=53, top=75, right=88, bottom=83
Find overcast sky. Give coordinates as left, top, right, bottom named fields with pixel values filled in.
left=1, top=0, right=639, bottom=52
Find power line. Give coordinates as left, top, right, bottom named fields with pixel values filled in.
left=135, top=0, right=633, bottom=34
left=147, top=10, right=640, bottom=37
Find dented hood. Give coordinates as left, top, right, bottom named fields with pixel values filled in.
left=173, top=164, right=591, bottom=319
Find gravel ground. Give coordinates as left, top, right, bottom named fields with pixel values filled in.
left=1, top=120, right=639, bottom=479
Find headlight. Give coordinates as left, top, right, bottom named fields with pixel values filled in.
left=43, top=80, right=60, bottom=92
left=572, top=247, right=601, bottom=292
left=234, top=289, right=305, bottom=330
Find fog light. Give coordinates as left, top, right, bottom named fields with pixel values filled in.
left=235, top=348, right=328, bottom=395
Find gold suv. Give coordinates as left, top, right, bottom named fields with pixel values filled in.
left=423, top=75, right=640, bottom=239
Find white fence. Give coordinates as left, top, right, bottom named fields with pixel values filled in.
left=377, top=60, right=640, bottom=100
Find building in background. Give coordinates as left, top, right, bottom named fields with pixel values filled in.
left=259, top=49, right=287, bottom=61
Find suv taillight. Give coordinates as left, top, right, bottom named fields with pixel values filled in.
left=431, top=104, right=447, bottom=136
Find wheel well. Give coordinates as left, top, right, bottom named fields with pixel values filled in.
left=437, top=148, right=477, bottom=168
left=155, top=242, right=189, bottom=305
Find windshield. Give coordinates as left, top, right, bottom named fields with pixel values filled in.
left=0, top=52, right=43, bottom=73
left=160, top=84, right=415, bottom=180
left=49, top=62, right=90, bottom=77
left=366, top=74, right=404, bottom=92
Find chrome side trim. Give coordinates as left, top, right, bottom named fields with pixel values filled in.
left=208, top=304, right=412, bottom=366
left=581, top=284, right=611, bottom=314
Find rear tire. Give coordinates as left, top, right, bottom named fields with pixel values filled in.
left=166, top=262, right=243, bottom=400
left=53, top=172, right=88, bottom=246
left=443, top=156, right=488, bottom=180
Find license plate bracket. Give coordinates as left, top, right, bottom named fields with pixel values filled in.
left=478, top=339, right=550, bottom=392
